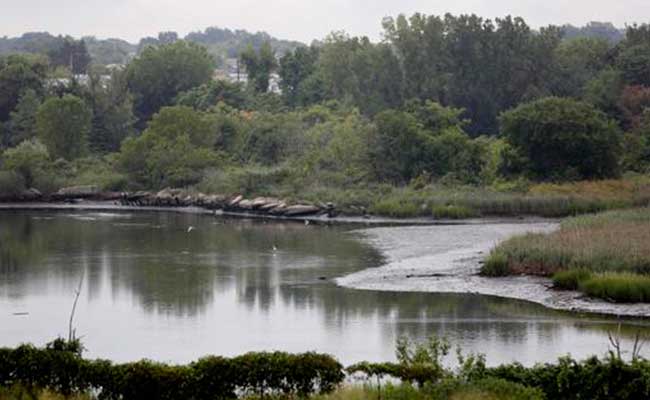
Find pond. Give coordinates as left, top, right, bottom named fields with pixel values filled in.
left=1, top=210, right=649, bottom=366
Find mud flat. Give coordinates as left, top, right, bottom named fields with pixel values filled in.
left=338, top=222, right=650, bottom=318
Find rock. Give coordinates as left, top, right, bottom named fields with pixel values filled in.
left=97, top=192, right=125, bottom=201
left=252, top=197, right=277, bottom=209
left=284, top=205, right=321, bottom=216
left=237, top=199, right=255, bottom=210
left=228, top=195, right=243, bottom=208
left=269, top=203, right=288, bottom=215
left=259, top=202, right=282, bottom=211
left=20, top=188, right=42, bottom=201
left=56, top=185, right=100, bottom=199
left=205, top=194, right=227, bottom=209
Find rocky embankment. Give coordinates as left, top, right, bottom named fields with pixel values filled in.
left=0, top=186, right=337, bottom=218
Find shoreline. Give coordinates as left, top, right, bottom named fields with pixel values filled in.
left=3, top=202, right=648, bottom=318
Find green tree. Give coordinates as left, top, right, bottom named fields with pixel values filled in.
left=36, top=95, right=92, bottom=160
left=553, top=37, right=613, bottom=98
left=7, top=89, right=41, bottom=147
left=0, top=54, right=48, bottom=122
left=175, top=80, right=249, bottom=110
left=1, top=138, right=49, bottom=188
left=47, top=38, right=91, bottom=75
left=86, top=69, right=136, bottom=153
left=127, top=41, right=215, bottom=122
left=239, top=42, right=277, bottom=93
left=279, top=45, right=320, bottom=107
left=118, top=106, right=220, bottom=188
left=500, top=97, right=621, bottom=180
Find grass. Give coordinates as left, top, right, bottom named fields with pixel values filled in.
left=312, top=379, right=542, bottom=400
left=482, top=207, right=650, bottom=302
left=581, top=273, right=650, bottom=303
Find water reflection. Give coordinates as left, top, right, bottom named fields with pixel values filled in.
left=1, top=211, right=649, bottom=366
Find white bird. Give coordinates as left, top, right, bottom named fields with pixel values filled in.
left=304, top=220, right=310, bottom=226
left=272, top=245, right=278, bottom=252
left=187, top=226, right=195, bottom=233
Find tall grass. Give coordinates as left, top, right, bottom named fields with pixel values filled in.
left=482, top=207, right=650, bottom=302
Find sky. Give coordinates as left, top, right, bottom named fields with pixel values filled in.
left=2, top=0, right=650, bottom=43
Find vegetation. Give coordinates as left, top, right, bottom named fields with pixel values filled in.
left=0, top=16, right=650, bottom=222
left=482, top=207, right=650, bottom=302
left=4, top=335, right=650, bottom=400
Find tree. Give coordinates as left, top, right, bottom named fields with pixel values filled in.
left=279, top=45, right=320, bottom=107
left=127, top=41, right=215, bottom=122
left=86, top=69, right=136, bottom=153
left=500, top=97, right=621, bottom=180
left=552, top=37, right=613, bottom=98
left=175, top=80, right=249, bottom=110
left=48, top=38, right=91, bottom=75
left=6, top=89, right=41, bottom=147
left=1, top=138, right=49, bottom=188
left=239, top=42, right=277, bottom=93
left=0, top=54, right=48, bottom=122
left=118, top=106, right=220, bottom=188
left=36, top=95, right=92, bottom=160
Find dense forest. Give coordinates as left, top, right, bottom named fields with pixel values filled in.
left=1, top=14, right=649, bottom=215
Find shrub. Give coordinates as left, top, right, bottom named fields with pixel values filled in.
left=481, top=252, right=511, bottom=277
left=552, top=269, right=592, bottom=290
left=0, top=170, right=24, bottom=197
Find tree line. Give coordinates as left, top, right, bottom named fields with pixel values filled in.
left=0, top=14, right=649, bottom=198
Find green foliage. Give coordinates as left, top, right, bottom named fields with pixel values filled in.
left=175, top=80, right=249, bottom=111
left=481, top=252, right=511, bottom=277
left=500, top=97, right=621, bottom=180
left=47, top=38, right=91, bottom=75
left=119, top=106, right=221, bottom=188
left=0, top=54, right=48, bottom=122
left=127, top=41, right=215, bottom=121
left=369, top=198, right=421, bottom=218
left=36, top=95, right=92, bottom=160
left=581, top=273, right=650, bottom=303
left=279, top=45, right=320, bottom=107
left=1, top=138, right=49, bottom=187
left=431, top=205, right=478, bottom=220
left=86, top=69, right=136, bottom=153
left=6, top=88, right=41, bottom=147
left=0, top=344, right=345, bottom=400
left=239, top=42, right=277, bottom=93
left=0, top=170, right=24, bottom=196
left=552, top=269, right=592, bottom=290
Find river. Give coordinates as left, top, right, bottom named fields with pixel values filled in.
left=1, top=210, right=649, bottom=366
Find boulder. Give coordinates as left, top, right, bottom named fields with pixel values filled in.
left=284, top=205, right=321, bottom=217
left=228, top=195, right=244, bottom=208
left=237, top=199, right=255, bottom=210
left=56, top=185, right=100, bottom=199
left=259, top=202, right=282, bottom=211
left=20, top=188, right=42, bottom=201
left=268, top=203, right=288, bottom=215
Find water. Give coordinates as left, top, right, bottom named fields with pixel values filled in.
left=1, top=210, right=649, bottom=366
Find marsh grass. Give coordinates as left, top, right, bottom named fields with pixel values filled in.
left=552, top=269, right=592, bottom=290
left=581, top=273, right=650, bottom=303
left=483, top=207, right=650, bottom=302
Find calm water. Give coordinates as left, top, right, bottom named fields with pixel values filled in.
left=1, top=210, right=649, bottom=366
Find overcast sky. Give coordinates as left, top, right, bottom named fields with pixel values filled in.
left=2, top=0, right=650, bottom=43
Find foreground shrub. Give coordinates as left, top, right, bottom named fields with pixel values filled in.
left=581, top=273, right=650, bottom=303
left=0, top=343, right=344, bottom=400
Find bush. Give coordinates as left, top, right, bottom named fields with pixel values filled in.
left=481, top=252, right=511, bottom=277
left=552, top=269, right=592, bottom=290
left=369, top=198, right=421, bottom=218
left=452, top=378, right=544, bottom=400
left=581, top=273, right=650, bottom=303
left=0, top=170, right=24, bottom=197
left=0, top=343, right=345, bottom=400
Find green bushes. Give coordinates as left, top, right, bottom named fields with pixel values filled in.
left=0, top=343, right=344, bottom=400
left=369, top=198, right=421, bottom=218
left=487, top=356, right=650, bottom=400
left=552, top=269, right=592, bottom=290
